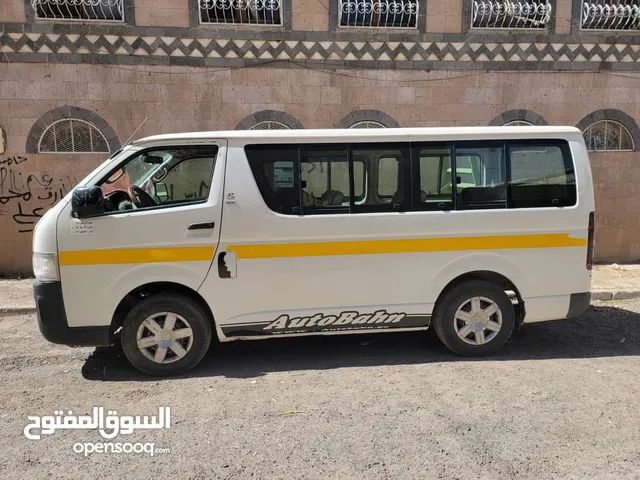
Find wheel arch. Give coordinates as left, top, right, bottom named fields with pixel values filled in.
left=110, top=282, right=216, bottom=339
left=433, top=270, right=526, bottom=327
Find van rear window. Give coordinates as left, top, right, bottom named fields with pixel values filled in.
left=508, top=142, right=576, bottom=208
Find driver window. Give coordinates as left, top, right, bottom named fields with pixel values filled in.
left=99, top=146, right=218, bottom=212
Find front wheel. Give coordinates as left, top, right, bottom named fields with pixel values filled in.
left=120, top=293, right=212, bottom=376
left=433, top=280, right=515, bottom=357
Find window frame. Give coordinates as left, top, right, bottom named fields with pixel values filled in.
left=350, top=142, right=411, bottom=214
left=94, top=144, right=220, bottom=217
left=453, top=140, right=508, bottom=211
left=245, top=138, right=578, bottom=216
left=506, top=138, right=577, bottom=209
left=411, top=143, right=455, bottom=212
left=245, top=142, right=412, bottom=216
left=27, top=0, right=134, bottom=24
left=190, top=0, right=292, bottom=28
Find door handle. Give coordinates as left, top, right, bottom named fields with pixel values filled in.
left=188, top=222, right=215, bottom=230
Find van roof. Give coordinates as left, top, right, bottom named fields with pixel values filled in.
left=130, top=126, right=583, bottom=147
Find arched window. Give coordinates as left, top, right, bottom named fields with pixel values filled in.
left=26, top=106, right=120, bottom=155
left=489, top=109, right=547, bottom=127
left=349, top=121, right=386, bottom=128
left=337, top=110, right=400, bottom=129
left=249, top=121, right=291, bottom=130
left=236, top=110, right=304, bottom=130
left=504, top=120, right=534, bottom=126
left=38, top=119, right=110, bottom=154
left=582, top=120, right=634, bottom=152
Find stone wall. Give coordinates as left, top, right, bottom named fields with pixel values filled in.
left=1, top=62, right=640, bottom=274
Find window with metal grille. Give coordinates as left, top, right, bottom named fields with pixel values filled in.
left=582, top=120, right=634, bottom=152
left=199, top=0, right=282, bottom=25
left=581, top=0, right=640, bottom=30
left=504, top=120, right=534, bottom=126
left=31, top=0, right=124, bottom=21
left=38, top=119, right=110, bottom=154
left=349, top=121, right=387, bottom=128
left=471, top=0, right=552, bottom=29
left=249, top=121, right=291, bottom=130
left=339, top=0, right=419, bottom=28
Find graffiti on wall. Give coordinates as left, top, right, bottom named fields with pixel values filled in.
left=0, top=156, right=78, bottom=233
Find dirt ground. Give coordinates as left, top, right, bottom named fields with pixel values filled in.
left=1, top=299, right=639, bottom=479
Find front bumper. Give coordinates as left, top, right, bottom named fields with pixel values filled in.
left=34, top=281, right=111, bottom=346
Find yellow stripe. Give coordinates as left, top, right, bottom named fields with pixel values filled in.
left=228, top=234, right=586, bottom=260
left=58, top=234, right=586, bottom=266
left=59, top=246, right=215, bottom=266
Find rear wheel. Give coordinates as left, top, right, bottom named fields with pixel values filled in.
left=120, top=293, right=212, bottom=376
left=433, top=279, right=515, bottom=357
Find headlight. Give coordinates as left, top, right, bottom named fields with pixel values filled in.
left=32, top=253, right=60, bottom=282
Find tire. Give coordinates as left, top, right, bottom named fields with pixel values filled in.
left=120, top=293, right=212, bottom=376
left=433, top=279, right=515, bottom=357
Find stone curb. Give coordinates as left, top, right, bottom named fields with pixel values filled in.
left=591, top=290, right=640, bottom=301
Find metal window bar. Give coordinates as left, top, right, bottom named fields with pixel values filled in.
left=199, top=0, right=282, bottom=25
left=349, top=121, right=387, bottom=128
left=249, top=121, right=290, bottom=130
left=504, top=120, right=534, bottom=126
left=31, top=0, right=124, bottom=21
left=471, top=0, right=552, bottom=29
left=38, top=119, right=110, bottom=154
left=339, top=0, right=419, bottom=28
left=581, top=0, right=640, bottom=30
left=583, top=120, right=634, bottom=152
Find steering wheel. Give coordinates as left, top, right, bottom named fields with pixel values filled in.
left=131, top=185, right=157, bottom=208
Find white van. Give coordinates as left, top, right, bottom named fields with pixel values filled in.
left=31, top=126, right=595, bottom=376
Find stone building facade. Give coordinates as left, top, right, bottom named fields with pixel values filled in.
left=1, top=0, right=640, bottom=274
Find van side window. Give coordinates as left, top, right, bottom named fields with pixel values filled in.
left=300, top=148, right=352, bottom=214
left=356, top=146, right=408, bottom=212
left=99, top=146, right=218, bottom=212
left=415, top=146, right=454, bottom=210
left=377, top=156, right=398, bottom=199
left=455, top=146, right=506, bottom=210
left=245, top=145, right=300, bottom=215
left=508, top=142, right=577, bottom=208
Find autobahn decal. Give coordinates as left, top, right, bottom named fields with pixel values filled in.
left=221, top=310, right=431, bottom=337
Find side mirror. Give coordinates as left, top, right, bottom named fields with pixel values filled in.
left=155, top=182, right=168, bottom=202
left=71, top=186, right=105, bottom=218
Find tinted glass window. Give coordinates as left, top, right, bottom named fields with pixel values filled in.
left=377, top=156, right=399, bottom=198
left=356, top=147, right=407, bottom=211
left=455, top=146, right=506, bottom=210
left=300, top=148, right=351, bottom=213
left=416, top=146, right=453, bottom=210
left=508, top=143, right=576, bottom=208
left=246, top=145, right=300, bottom=214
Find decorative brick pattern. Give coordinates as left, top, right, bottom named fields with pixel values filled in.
left=3, top=32, right=640, bottom=70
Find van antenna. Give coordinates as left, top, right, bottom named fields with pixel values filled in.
left=123, top=116, right=148, bottom=146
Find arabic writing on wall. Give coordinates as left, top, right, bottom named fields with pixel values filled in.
left=0, top=155, right=79, bottom=233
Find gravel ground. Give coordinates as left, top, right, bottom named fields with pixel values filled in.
left=1, top=299, right=639, bottom=479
